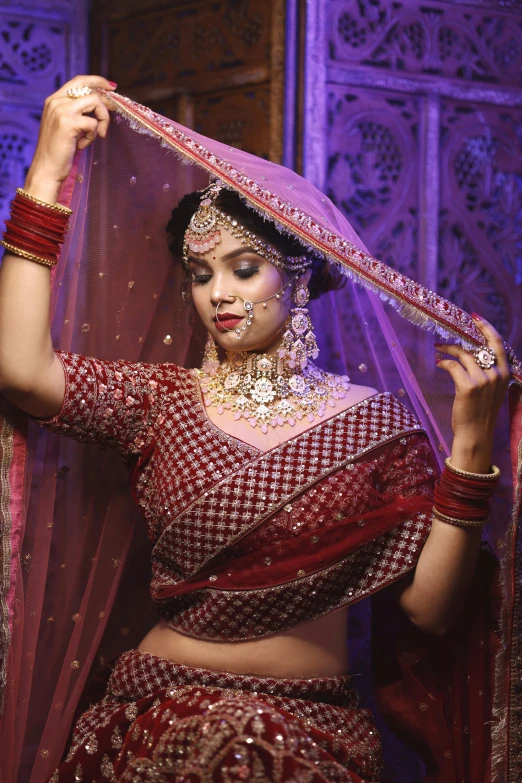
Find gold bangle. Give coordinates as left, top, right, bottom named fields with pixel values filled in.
left=0, top=241, right=57, bottom=268
left=444, top=458, right=500, bottom=482
left=433, top=508, right=488, bottom=528
left=16, top=187, right=72, bottom=216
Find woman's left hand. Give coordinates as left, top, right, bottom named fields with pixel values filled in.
left=434, top=313, right=510, bottom=470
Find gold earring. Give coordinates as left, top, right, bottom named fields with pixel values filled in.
left=278, top=282, right=319, bottom=370
left=202, top=331, right=219, bottom=375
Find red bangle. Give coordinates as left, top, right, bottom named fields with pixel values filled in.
left=15, top=187, right=72, bottom=216
left=433, top=465, right=499, bottom=524
left=2, top=190, right=71, bottom=266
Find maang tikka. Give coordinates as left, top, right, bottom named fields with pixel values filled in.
left=278, top=282, right=319, bottom=370
left=183, top=180, right=310, bottom=274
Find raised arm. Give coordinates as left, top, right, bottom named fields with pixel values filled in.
left=398, top=316, right=510, bottom=635
left=0, top=75, right=116, bottom=418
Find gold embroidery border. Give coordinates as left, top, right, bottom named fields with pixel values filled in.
left=103, top=91, right=522, bottom=388
left=0, top=401, right=14, bottom=715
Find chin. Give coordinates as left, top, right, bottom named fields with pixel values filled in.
left=213, top=331, right=274, bottom=354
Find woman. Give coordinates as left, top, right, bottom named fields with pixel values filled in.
left=0, top=75, right=518, bottom=782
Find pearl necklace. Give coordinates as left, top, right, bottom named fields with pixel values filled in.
left=196, top=351, right=351, bottom=433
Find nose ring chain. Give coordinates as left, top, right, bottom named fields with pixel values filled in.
left=216, top=278, right=294, bottom=338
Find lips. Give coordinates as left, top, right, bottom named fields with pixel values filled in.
left=213, top=312, right=244, bottom=331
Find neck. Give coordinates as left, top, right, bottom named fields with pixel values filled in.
left=225, top=338, right=282, bottom=362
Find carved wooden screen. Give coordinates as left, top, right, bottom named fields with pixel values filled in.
left=0, top=0, right=88, bottom=234
left=303, top=0, right=522, bottom=367
left=90, top=0, right=286, bottom=163
left=301, top=2, right=522, bottom=779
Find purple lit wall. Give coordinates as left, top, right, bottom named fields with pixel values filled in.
left=0, top=1, right=88, bottom=227
left=302, top=0, right=522, bottom=360
left=298, top=2, right=522, bottom=779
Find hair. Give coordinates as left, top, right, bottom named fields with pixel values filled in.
left=166, top=188, right=346, bottom=300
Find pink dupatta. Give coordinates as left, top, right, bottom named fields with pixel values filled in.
left=0, top=91, right=520, bottom=782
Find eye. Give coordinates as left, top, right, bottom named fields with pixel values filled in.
left=234, top=266, right=259, bottom=280
left=191, top=273, right=211, bottom=284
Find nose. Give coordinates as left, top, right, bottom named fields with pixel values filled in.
left=209, top=273, right=236, bottom=308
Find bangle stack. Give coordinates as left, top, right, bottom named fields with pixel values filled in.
left=433, top=457, right=500, bottom=528
left=0, top=188, right=72, bottom=268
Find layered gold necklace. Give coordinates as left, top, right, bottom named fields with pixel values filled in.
left=196, top=351, right=351, bottom=433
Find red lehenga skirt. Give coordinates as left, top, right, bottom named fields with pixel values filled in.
left=47, top=650, right=383, bottom=782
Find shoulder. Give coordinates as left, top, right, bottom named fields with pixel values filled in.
left=322, top=376, right=379, bottom=414
left=336, top=382, right=427, bottom=437
left=109, top=360, right=193, bottom=387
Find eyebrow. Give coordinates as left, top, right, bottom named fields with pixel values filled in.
left=187, top=246, right=263, bottom=266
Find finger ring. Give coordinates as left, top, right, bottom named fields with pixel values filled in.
left=474, top=345, right=496, bottom=369
left=66, top=85, right=93, bottom=99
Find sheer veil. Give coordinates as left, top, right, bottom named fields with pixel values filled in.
left=0, top=90, right=521, bottom=782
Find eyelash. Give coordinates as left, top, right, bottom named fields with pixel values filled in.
left=191, top=267, right=260, bottom=284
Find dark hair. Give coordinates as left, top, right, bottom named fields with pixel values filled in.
left=166, top=189, right=346, bottom=300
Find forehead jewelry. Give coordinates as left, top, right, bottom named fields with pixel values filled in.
left=183, top=182, right=310, bottom=273
left=216, top=278, right=294, bottom=338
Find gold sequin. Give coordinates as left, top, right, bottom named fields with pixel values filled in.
left=125, top=702, right=138, bottom=721
left=100, top=754, right=115, bottom=780
left=85, top=733, right=98, bottom=754
left=111, top=725, right=123, bottom=749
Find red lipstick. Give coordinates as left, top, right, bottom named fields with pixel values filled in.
left=213, top=313, right=244, bottom=331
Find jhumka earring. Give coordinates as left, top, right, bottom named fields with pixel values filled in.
left=278, top=282, right=319, bottom=370
left=202, top=331, right=220, bottom=375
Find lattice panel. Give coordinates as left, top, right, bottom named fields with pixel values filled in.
left=439, top=99, right=522, bottom=350
left=104, top=2, right=270, bottom=94
left=192, top=83, right=273, bottom=160
left=0, top=110, right=41, bottom=214
left=91, top=0, right=285, bottom=162
left=0, top=13, right=67, bottom=90
left=328, top=0, right=522, bottom=85
left=326, top=86, right=421, bottom=280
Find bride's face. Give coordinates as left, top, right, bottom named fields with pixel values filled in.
left=188, top=228, right=294, bottom=354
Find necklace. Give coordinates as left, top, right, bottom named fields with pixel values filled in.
left=196, top=351, right=351, bottom=433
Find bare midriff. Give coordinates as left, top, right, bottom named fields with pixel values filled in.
left=138, top=605, right=350, bottom=679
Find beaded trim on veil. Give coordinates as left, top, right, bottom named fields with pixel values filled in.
left=107, top=92, right=522, bottom=386
left=0, top=85, right=521, bottom=783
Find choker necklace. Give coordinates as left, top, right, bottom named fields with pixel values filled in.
left=196, top=351, right=351, bottom=433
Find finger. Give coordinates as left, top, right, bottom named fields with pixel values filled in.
left=82, top=95, right=111, bottom=137
left=76, top=117, right=99, bottom=150
left=434, top=343, right=488, bottom=383
left=49, top=92, right=110, bottom=116
left=63, top=92, right=112, bottom=116
left=435, top=356, right=472, bottom=390
left=470, top=313, right=510, bottom=378
left=53, top=94, right=112, bottom=139
left=55, top=74, right=117, bottom=97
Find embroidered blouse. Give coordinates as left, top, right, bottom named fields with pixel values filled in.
left=34, top=351, right=438, bottom=642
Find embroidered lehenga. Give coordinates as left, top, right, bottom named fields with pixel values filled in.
left=0, top=92, right=521, bottom=783
left=38, top=356, right=434, bottom=781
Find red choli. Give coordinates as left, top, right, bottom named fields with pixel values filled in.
left=35, top=351, right=437, bottom=642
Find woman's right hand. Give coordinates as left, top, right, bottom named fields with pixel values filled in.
left=25, top=75, right=117, bottom=201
